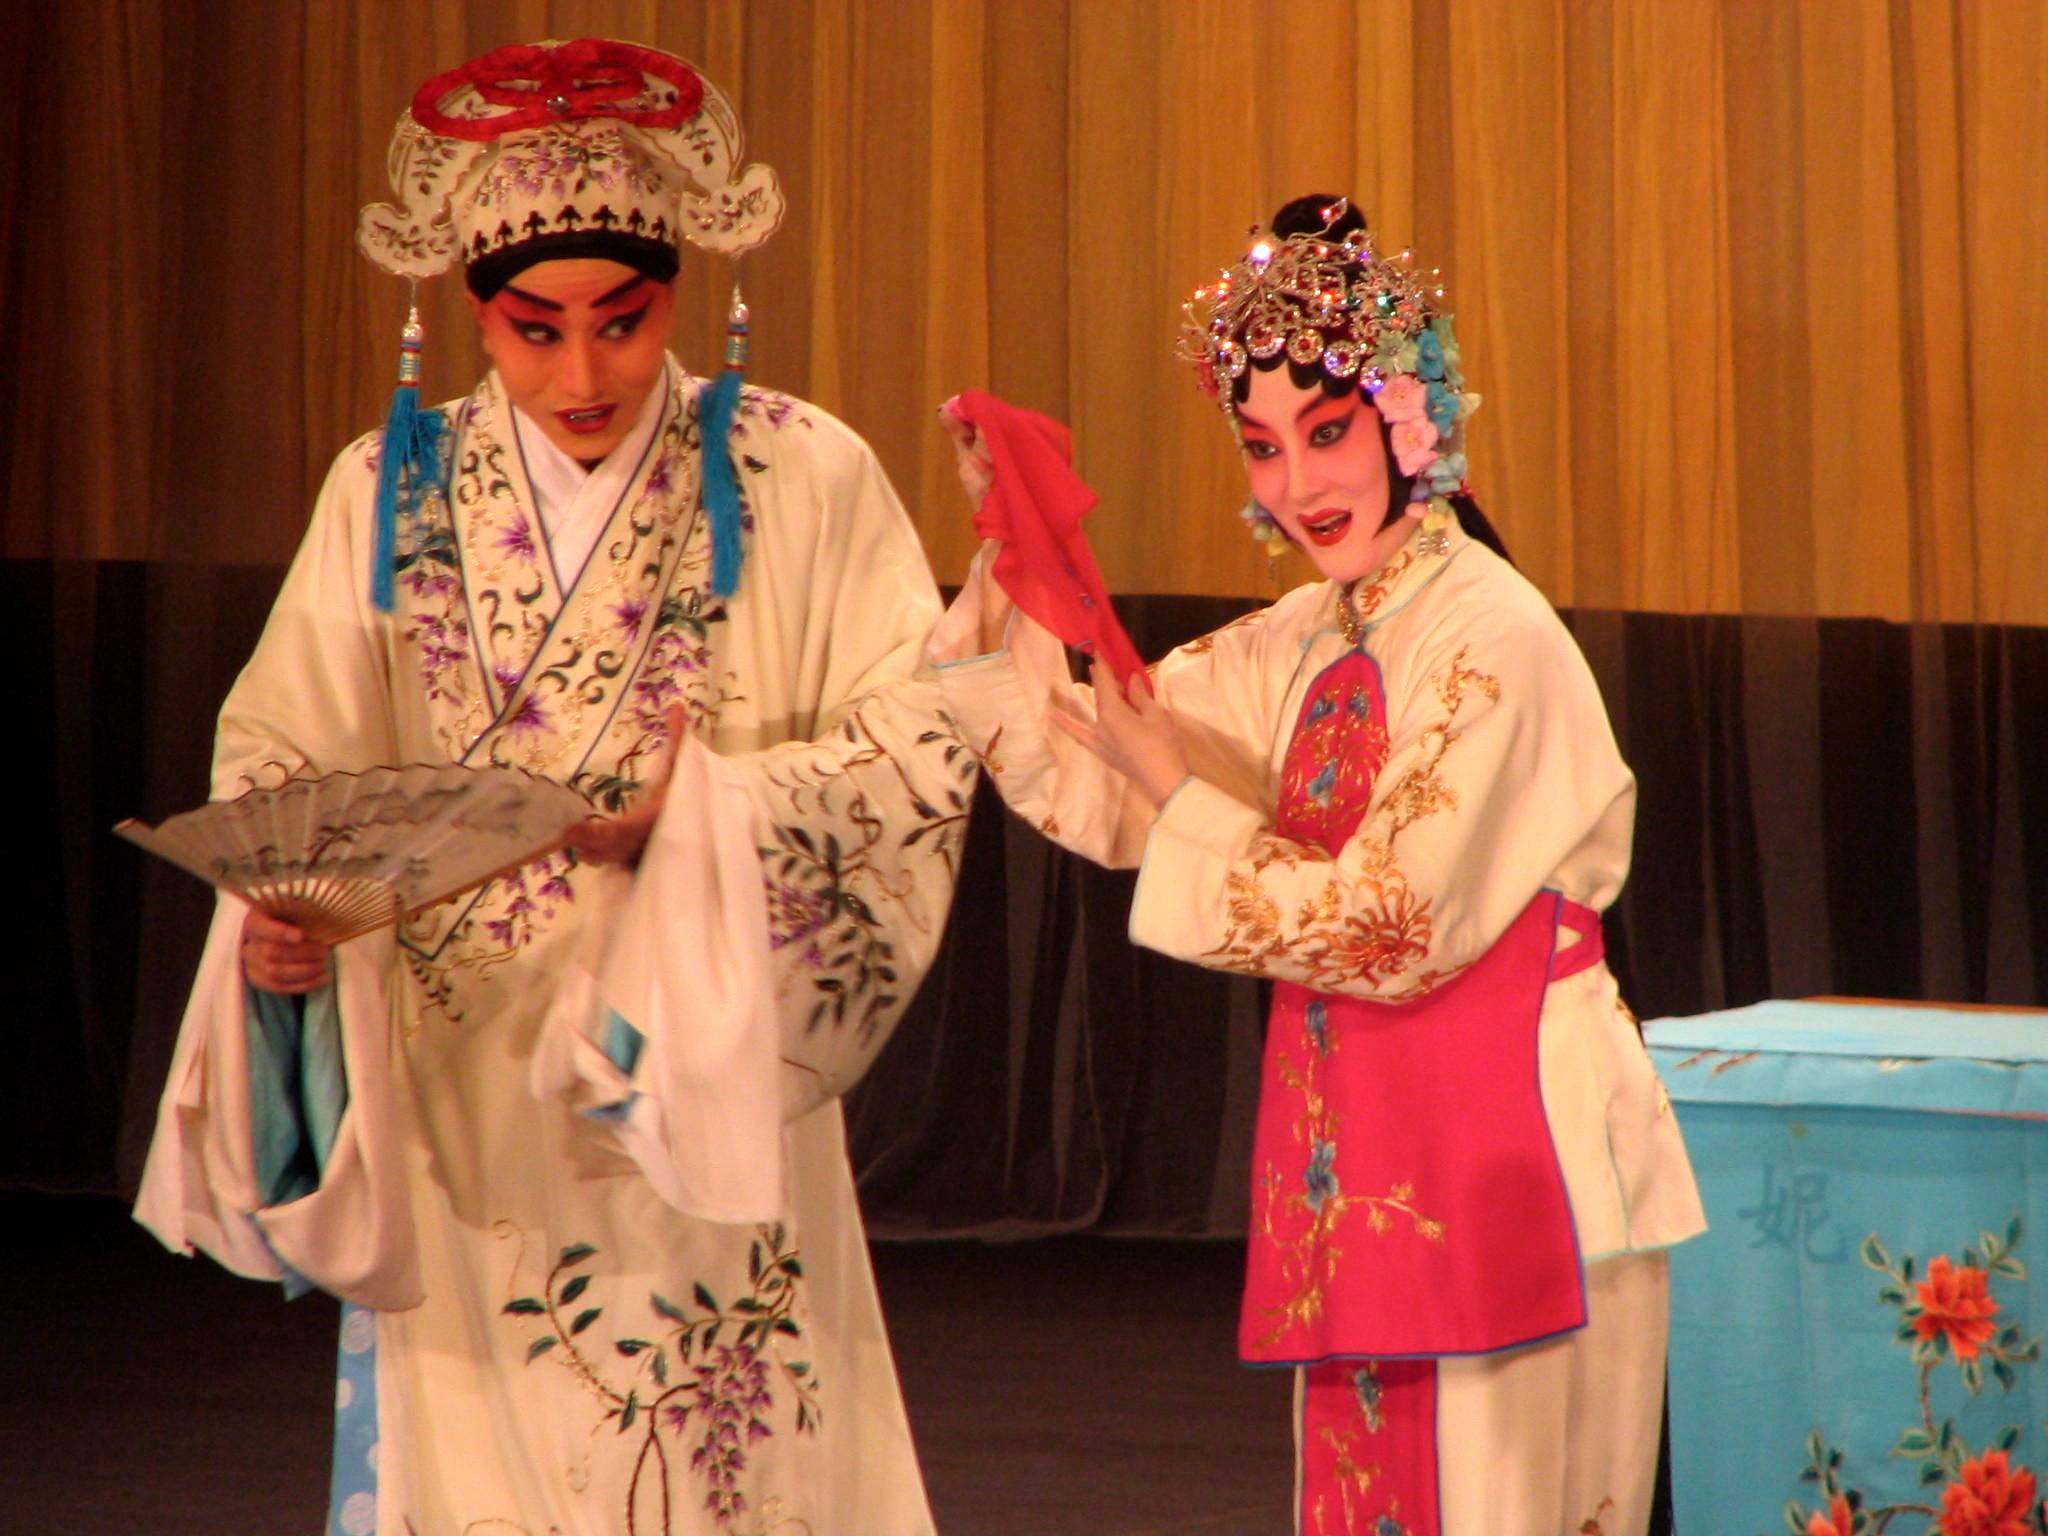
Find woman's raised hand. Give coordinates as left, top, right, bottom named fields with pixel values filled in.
left=937, top=398, right=995, bottom=507
left=242, top=908, right=333, bottom=995
left=1048, top=660, right=1190, bottom=810
left=936, top=398, right=1015, bottom=651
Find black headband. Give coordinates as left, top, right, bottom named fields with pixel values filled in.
left=466, top=232, right=680, bottom=300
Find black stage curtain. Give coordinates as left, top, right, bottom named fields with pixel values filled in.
left=13, top=563, right=2046, bottom=1232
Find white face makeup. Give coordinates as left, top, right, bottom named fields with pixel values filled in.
left=1236, top=365, right=1422, bottom=585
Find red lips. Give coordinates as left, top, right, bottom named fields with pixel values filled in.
left=1300, top=508, right=1354, bottom=547
left=555, top=404, right=618, bottom=436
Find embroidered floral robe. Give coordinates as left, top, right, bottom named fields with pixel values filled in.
left=931, top=520, right=1704, bottom=1309
left=137, top=361, right=972, bottom=1536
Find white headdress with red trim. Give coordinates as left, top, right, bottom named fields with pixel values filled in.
left=355, top=40, right=779, bottom=611
left=358, top=38, right=783, bottom=277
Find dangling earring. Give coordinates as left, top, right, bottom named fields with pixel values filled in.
left=1239, top=497, right=1285, bottom=558
left=1416, top=495, right=1454, bottom=556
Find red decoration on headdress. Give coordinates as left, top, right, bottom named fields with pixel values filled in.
left=411, top=39, right=704, bottom=142
left=949, top=391, right=1148, bottom=693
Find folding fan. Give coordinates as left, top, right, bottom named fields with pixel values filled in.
left=115, top=763, right=595, bottom=944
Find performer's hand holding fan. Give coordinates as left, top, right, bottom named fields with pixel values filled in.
left=115, top=763, right=593, bottom=944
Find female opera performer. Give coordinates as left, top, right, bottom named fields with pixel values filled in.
left=931, top=196, right=1705, bottom=1536
left=135, top=40, right=967, bottom=1536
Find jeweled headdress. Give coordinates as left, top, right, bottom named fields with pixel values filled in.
left=1177, top=200, right=1479, bottom=507
left=354, top=40, right=782, bottom=610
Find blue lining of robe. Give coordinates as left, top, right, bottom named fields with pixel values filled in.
left=585, top=1009, right=647, bottom=1122
left=246, top=984, right=350, bottom=1298
left=244, top=982, right=379, bottom=1536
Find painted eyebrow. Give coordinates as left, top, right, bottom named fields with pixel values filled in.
left=1235, top=391, right=1358, bottom=434
left=498, top=276, right=649, bottom=313
left=1298, top=392, right=1355, bottom=425
left=593, top=274, right=651, bottom=309
left=500, top=284, right=565, bottom=313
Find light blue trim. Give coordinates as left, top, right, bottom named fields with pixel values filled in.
left=931, top=648, right=1008, bottom=672
left=583, top=1009, right=646, bottom=1122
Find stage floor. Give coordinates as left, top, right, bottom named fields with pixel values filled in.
left=1, top=1191, right=1291, bottom=1534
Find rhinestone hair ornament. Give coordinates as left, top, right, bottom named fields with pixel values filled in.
left=1177, top=199, right=1480, bottom=517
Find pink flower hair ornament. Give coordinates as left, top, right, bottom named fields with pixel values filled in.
left=1177, top=200, right=1482, bottom=506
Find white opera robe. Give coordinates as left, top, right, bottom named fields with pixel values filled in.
left=137, top=359, right=972, bottom=1536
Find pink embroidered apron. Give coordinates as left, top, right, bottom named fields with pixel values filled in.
left=1242, top=648, right=1605, bottom=1535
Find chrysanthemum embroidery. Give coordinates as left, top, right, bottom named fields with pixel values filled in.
left=1201, top=646, right=1496, bottom=1001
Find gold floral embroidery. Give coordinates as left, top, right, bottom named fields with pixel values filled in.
left=968, top=722, right=1006, bottom=777
left=1349, top=547, right=1420, bottom=625
left=1175, top=605, right=1268, bottom=659
left=1310, top=1424, right=1382, bottom=1536
left=1255, top=1045, right=1444, bottom=1348
left=1200, top=645, right=1499, bottom=1001
left=1577, top=1496, right=1618, bottom=1534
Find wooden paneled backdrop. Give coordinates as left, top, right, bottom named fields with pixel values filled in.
left=3, top=0, right=2043, bottom=619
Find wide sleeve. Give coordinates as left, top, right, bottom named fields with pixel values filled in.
left=212, top=433, right=401, bottom=794
left=930, top=543, right=1297, bottom=868
left=133, top=437, right=424, bottom=1309
left=1128, top=600, right=1635, bottom=1002
left=724, top=431, right=978, bottom=1118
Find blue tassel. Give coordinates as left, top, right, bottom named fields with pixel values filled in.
left=370, top=306, right=446, bottom=614
left=700, top=289, right=751, bottom=600
left=701, top=367, right=744, bottom=599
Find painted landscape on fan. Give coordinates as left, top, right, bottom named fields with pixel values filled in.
left=114, top=763, right=593, bottom=945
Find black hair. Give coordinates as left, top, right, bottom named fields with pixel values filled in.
left=466, top=231, right=680, bottom=301
left=1229, top=193, right=1513, bottom=566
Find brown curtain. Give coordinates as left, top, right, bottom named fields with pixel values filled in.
left=4, top=0, right=2043, bottom=620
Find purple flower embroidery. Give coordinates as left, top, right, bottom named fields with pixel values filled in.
left=677, top=1343, right=775, bottom=1526
left=613, top=595, right=650, bottom=639
left=766, top=882, right=831, bottom=951
left=505, top=694, right=551, bottom=739
left=498, top=511, right=538, bottom=563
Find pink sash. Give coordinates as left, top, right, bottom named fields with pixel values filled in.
left=1240, top=648, right=1593, bottom=1365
